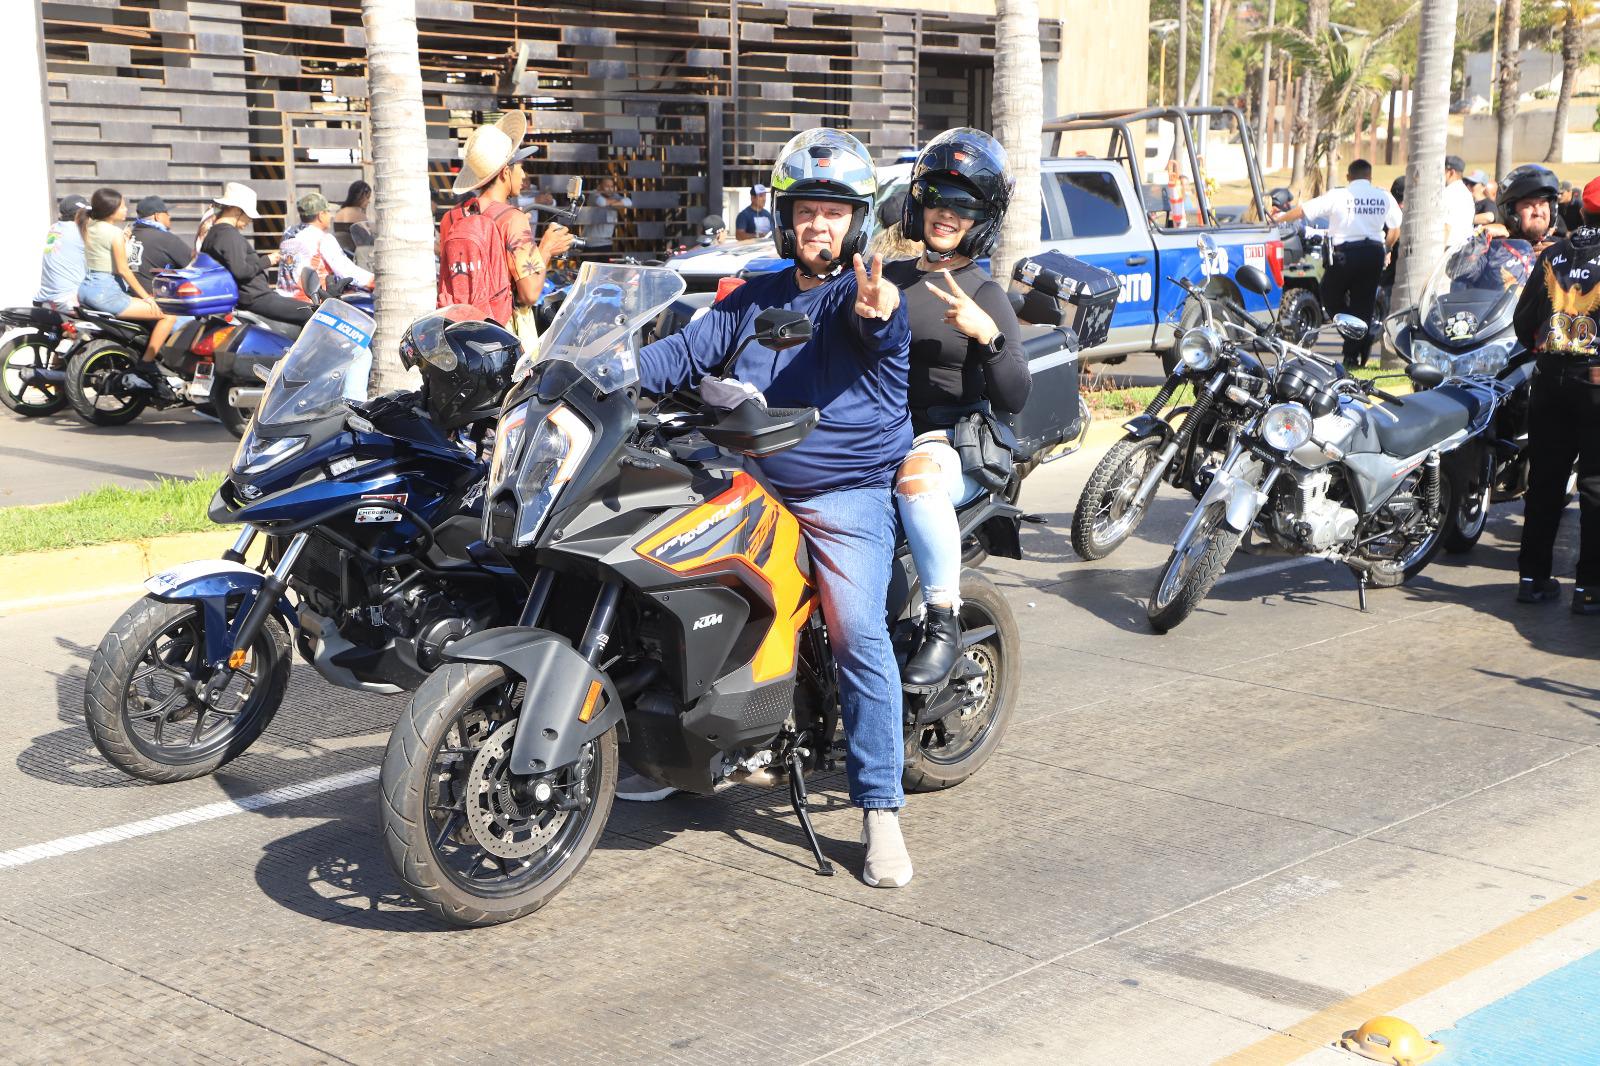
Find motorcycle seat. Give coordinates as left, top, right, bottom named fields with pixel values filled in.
left=1367, top=385, right=1481, bottom=457
left=235, top=309, right=303, bottom=339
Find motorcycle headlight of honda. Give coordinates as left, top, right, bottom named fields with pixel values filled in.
left=231, top=432, right=307, bottom=476
left=1260, top=402, right=1314, bottom=453
left=483, top=401, right=594, bottom=547
left=1177, top=326, right=1223, bottom=372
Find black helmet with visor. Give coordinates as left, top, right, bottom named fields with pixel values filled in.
left=398, top=305, right=522, bottom=431
left=1496, top=164, right=1560, bottom=232
left=901, top=127, right=1013, bottom=260
left=769, top=128, right=878, bottom=268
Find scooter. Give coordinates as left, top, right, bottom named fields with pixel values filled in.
left=82, top=300, right=521, bottom=783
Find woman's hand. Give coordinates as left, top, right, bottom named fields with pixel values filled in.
left=538, top=221, right=574, bottom=261
left=853, top=253, right=899, bottom=320
left=925, top=269, right=998, bottom=345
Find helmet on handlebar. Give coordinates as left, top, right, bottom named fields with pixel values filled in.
left=769, top=128, right=878, bottom=265
left=1496, top=164, right=1560, bottom=233
left=399, top=305, right=521, bottom=430
left=901, top=127, right=1013, bottom=260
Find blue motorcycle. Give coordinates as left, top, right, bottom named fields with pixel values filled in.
left=82, top=300, right=522, bottom=782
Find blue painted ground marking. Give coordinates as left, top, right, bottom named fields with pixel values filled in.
left=1430, top=947, right=1600, bottom=1065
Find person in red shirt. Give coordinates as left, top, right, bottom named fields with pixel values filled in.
left=438, top=110, right=571, bottom=325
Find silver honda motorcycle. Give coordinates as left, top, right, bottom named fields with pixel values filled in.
left=1147, top=302, right=1519, bottom=633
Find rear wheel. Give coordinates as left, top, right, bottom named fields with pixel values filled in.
left=381, top=663, right=617, bottom=927
left=1147, top=500, right=1242, bottom=633
left=0, top=332, right=69, bottom=416
left=84, top=596, right=290, bottom=782
left=66, top=340, right=148, bottom=426
left=903, top=570, right=1020, bottom=792
left=1359, top=474, right=1454, bottom=587
left=1072, top=435, right=1165, bottom=560
left=1279, top=287, right=1324, bottom=346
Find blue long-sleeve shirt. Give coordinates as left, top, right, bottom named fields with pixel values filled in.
left=639, top=268, right=911, bottom=500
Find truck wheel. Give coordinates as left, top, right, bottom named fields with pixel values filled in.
left=1280, top=288, right=1323, bottom=346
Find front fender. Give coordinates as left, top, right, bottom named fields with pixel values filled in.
left=1180, top=457, right=1268, bottom=540
left=144, top=559, right=299, bottom=668
left=1122, top=413, right=1175, bottom=444
left=442, top=627, right=623, bottom=775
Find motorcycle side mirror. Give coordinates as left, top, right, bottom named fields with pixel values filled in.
left=1332, top=313, right=1368, bottom=339
left=753, top=307, right=811, bottom=351
left=299, top=266, right=322, bottom=300
left=1197, top=233, right=1218, bottom=255
left=1406, top=363, right=1445, bottom=388
left=702, top=214, right=725, bottom=233
left=1235, top=264, right=1272, bottom=296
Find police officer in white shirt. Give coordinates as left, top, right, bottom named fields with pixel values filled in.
left=1272, top=158, right=1401, bottom=366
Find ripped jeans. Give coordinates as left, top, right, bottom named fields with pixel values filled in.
left=895, top=429, right=982, bottom=610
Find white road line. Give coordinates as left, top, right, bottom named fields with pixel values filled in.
left=1212, top=555, right=1321, bottom=588
left=0, top=583, right=146, bottom=616
left=0, top=766, right=378, bottom=871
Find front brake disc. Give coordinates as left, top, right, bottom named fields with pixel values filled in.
left=465, top=720, right=566, bottom=859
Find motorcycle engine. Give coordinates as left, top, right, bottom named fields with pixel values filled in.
left=1273, top=470, right=1358, bottom=551
left=379, top=581, right=483, bottom=672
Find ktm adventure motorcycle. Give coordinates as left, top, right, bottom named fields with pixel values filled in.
left=379, top=263, right=1025, bottom=927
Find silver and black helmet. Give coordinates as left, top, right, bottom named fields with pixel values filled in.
left=769, top=128, right=878, bottom=264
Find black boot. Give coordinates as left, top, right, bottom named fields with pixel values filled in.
left=902, top=606, right=960, bottom=692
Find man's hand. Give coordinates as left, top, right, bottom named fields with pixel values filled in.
left=538, top=221, right=574, bottom=261
left=853, top=253, right=898, bottom=321
left=924, top=269, right=998, bottom=345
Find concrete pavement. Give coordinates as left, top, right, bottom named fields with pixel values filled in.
left=0, top=406, right=232, bottom=507
left=0, top=448, right=1595, bottom=1064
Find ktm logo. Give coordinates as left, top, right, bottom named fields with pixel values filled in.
left=692, top=613, right=723, bottom=630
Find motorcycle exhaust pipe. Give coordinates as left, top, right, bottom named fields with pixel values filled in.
left=228, top=386, right=265, bottom=409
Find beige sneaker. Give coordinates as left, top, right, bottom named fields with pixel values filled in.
left=861, top=809, right=913, bottom=888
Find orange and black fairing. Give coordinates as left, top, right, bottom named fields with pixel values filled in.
left=636, top=472, right=812, bottom=682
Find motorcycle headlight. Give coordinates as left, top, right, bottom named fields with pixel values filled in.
left=1259, top=402, right=1313, bottom=454
left=1409, top=337, right=1447, bottom=372
left=484, top=402, right=593, bottom=547
left=231, top=432, right=306, bottom=475
left=1452, top=338, right=1516, bottom=377
left=1177, top=326, right=1223, bottom=373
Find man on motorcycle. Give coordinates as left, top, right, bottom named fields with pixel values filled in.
left=278, top=192, right=374, bottom=301
left=636, top=128, right=917, bottom=888
left=1485, top=164, right=1563, bottom=252
left=1510, top=175, right=1600, bottom=615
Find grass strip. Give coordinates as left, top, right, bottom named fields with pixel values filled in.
left=0, top=474, right=225, bottom=556
left=1083, top=363, right=1412, bottom=416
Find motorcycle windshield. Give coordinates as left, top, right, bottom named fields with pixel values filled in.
left=535, top=262, right=685, bottom=391
left=255, top=299, right=375, bottom=426
left=1420, top=235, right=1533, bottom=347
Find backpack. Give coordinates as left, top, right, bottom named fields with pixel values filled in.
left=438, top=198, right=515, bottom=323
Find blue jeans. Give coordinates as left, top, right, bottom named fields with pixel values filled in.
left=896, top=429, right=982, bottom=609
left=787, top=485, right=903, bottom=810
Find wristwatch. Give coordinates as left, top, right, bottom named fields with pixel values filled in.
left=981, top=331, right=1007, bottom=359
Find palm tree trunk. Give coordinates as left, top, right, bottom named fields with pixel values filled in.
left=361, top=0, right=434, bottom=394
left=1256, top=0, right=1276, bottom=151
left=1291, top=0, right=1330, bottom=191
left=991, top=0, right=1042, bottom=286
left=1546, top=6, right=1580, bottom=162
left=1393, top=0, right=1459, bottom=330
left=1495, top=0, right=1521, bottom=179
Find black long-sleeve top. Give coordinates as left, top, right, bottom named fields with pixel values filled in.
left=201, top=220, right=272, bottom=304
left=883, top=258, right=1030, bottom=433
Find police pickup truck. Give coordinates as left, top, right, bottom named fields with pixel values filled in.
left=1038, top=106, right=1285, bottom=372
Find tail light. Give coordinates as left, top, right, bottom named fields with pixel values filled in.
left=193, top=325, right=236, bottom=357
left=1266, top=239, right=1285, bottom=288
left=176, top=281, right=201, bottom=298
left=715, top=276, right=746, bottom=302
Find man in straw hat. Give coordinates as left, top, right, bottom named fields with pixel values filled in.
left=201, top=181, right=314, bottom=327
left=438, top=109, right=572, bottom=325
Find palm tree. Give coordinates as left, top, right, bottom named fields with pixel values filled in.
left=1289, top=0, right=1329, bottom=191
left=1393, top=0, right=1459, bottom=320
left=360, top=0, right=435, bottom=393
left=1495, top=0, right=1522, bottom=181
left=1546, top=1, right=1591, bottom=162
left=991, top=0, right=1043, bottom=285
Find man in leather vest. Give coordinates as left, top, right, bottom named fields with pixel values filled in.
left=1509, top=176, right=1600, bottom=615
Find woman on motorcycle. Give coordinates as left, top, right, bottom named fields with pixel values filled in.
left=75, top=188, right=178, bottom=379
left=883, top=129, right=1029, bottom=688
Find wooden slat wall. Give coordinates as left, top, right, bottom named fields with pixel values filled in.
left=40, top=0, right=1061, bottom=256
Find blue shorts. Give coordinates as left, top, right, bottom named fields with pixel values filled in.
left=78, top=271, right=134, bottom=315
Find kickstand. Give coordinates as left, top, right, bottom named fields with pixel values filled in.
left=787, top=750, right=835, bottom=877
left=1356, top=571, right=1369, bottom=613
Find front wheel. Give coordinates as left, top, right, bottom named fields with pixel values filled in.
left=66, top=340, right=148, bottom=426
left=903, top=569, right=1020, bottom=792
left=83, top=596, right=290, bottom=782
left=1443, top=455, right=1492, bottom=554
left=381, top=662, right=617, bottom=927
left=1279, top=287, right=1324, bottom=346
left=0, top=332, right=69, bottom=416
left=1072, top=435, right=1165, bottom=560
left=1147, top=501, right=1243, bottom=633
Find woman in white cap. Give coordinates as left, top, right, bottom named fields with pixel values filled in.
left=437, top=109, right=571, bottom=328
left=200, top=181, right=313, bottom=327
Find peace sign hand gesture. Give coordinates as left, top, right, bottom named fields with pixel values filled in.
left=924, top=269, right=999, bottom=346
left=853, top=253, right=900, bottom=321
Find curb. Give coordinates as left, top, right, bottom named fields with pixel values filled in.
left=0, top=530, right=236, bottom=617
